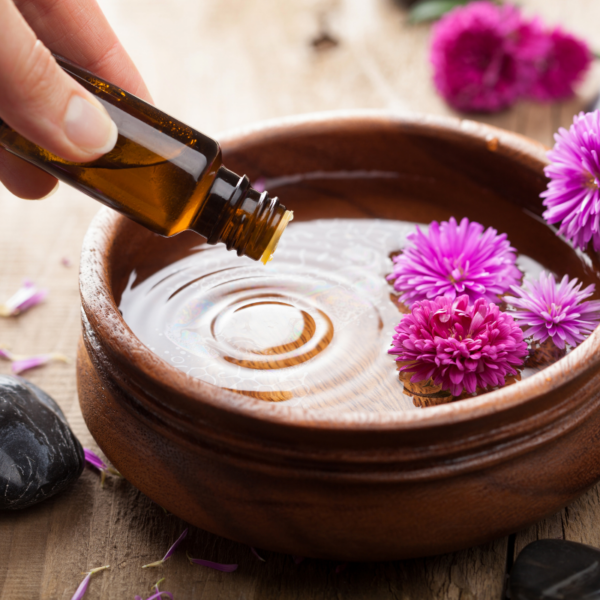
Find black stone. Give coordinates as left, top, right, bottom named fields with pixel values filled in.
left=0, top=375, right=84, bottom=509
left=510, top=539, right=600, bottom=599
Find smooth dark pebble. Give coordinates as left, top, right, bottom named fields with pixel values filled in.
left=0, top=374, right=84, bottom=509
left=510, top=539, right=600, bottom=599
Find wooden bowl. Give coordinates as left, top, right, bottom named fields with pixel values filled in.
left=77, top=111, right=600, bottom=561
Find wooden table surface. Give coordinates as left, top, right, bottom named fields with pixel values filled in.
left=2, top=1, right=600, bottom=598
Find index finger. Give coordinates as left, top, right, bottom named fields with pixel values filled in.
left=14, top=0, right=152, bottom=102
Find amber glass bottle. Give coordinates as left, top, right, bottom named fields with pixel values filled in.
left=0, top=56, right=292, bottom=263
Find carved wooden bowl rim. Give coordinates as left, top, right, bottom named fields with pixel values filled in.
left=80, top=110, right=599, bottom=434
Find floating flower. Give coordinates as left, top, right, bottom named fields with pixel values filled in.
left=387, top=217, right=520, bottom=306
left=430, top=1, right=535, bottom=112
left=187, top=552, right=238, bottom=573
left=541, top=111, right=600, bottom=251
left=84, top=448, right=121, bottom=487
left=0, top=279, right=48, bottom=317
left=70, top=565, right=109, bottom=600
left=389, top=295, right=527, bottom=397
left=505, top=272, right=600, bottom=349
left=143, top=529, right=188, bottom=569
left=527, top=28, right=592, bottom=102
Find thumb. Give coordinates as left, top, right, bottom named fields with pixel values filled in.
left=0, top=0, right=118, bottom=162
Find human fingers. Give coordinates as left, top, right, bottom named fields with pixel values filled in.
left=0, top=0, right=118, bottom=164
left=14, top=0, right=152, bottom=102
left=0, top=148, right=58, bottom=199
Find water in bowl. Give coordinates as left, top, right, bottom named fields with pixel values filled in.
left=120, top=218, right=554, bottom=413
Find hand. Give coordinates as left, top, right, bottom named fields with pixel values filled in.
left=0, top=0, right=152, bottom=199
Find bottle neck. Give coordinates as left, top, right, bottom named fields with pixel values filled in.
left=192, top=166, right=292, bottom=263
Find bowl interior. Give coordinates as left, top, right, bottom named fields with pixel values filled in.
left=101, top=113, right=600, bottom=420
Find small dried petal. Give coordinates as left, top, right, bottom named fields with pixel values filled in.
left=0, top=280, right=48, bottom=317
left=292, top=556, right=304, bottom=565
left=250, top=547, right=266, bottom=562
left=136, top=578, right=174, bottom=600
left=11, top=353, right=69, bottom=374
left=142, top=529, right=188, bottom=568
left=84, top=448, right=107, bottom=471
left=187, top=552, right=238, bottom=572
left=71, top=573, right=92, bottom=600
left=83, top=448, right=121, bottom=487
left=71, top=566, right=109, bottom=600
left=0, top=348, right=14, bottom=361
left=253, top=177, right=267, bottom=193
left=61, top=257, right=73, bottom=267
left=144, top=592, right=173, bottom=600
left=162, top=529, right=188, bottom=561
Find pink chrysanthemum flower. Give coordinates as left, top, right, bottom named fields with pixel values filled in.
left=387, top=217, right=521, bottom=306
left=541, top=111, right=600, bottom=251
left=527, top=28, right=592, bottom=102
left=389, top=295, right=527, bottom=397
left=430, top=1, right=535, bottom=112
left=505, top=272, right=600, bottom=349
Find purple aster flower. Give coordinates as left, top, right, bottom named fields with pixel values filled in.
left=430, top=1, right=536, bottom=112
left=389, top=295, right=527, bottom=397
left=387, top=217, right=521, bottom=306
left=527, top=28, right=592, bottom=102
left=505, top=272, right=600, bottom=349
left=541, top=111, right=600, bottom=251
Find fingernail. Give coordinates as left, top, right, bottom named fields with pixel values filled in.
left=63, top=94, right=118, bottom=156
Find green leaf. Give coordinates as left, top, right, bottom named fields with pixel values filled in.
left=408, top=0, right=471, bottom=23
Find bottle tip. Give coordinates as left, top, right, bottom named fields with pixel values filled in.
left=260, top=210, right=294, bottom=265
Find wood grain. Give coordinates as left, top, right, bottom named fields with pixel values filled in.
left=1, top=0, right=599, bottom=598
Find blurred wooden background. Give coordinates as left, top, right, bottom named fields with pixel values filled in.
left=1, top=0, right=600, bottom=598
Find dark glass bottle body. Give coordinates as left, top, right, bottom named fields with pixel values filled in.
left=0, top=56, right=291, bottom=262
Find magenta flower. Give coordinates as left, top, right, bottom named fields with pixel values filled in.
left=0, top=279, right=48, bottom=317
left=187, top=552, right=238, bottom=572
left=541, top=111, right=600, bottom=251
left=387, top=217, right=520, bottom=306
left=143, top=529, right=188, bottom=569
left=70, top=565, right=109, bottom=600
left=430, top=1, right=534, bottom=112
left=527, top=28, right=592, bottom=102
left=389, top=295, right=528, bottom=397
left=506, top=272, right=600, bottom=349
